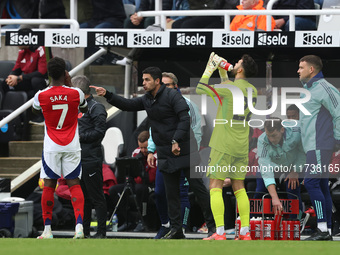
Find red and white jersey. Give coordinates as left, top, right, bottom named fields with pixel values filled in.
left=33, top=85, right=87, bottom=152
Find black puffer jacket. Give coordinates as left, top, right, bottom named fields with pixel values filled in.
left=78, top=95, right=107, bottom=163
left=104, top=85, right=200, bottom=173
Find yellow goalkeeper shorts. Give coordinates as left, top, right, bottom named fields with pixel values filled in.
left=207, top=148, right=248, bottom=180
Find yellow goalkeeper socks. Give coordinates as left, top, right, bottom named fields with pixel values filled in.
left=234, top=188, right=250, bottom=229
left=210, top=188, right=224, bottom=228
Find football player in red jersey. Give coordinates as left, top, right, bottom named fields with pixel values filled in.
left=32, top=57, right=88, bottom=239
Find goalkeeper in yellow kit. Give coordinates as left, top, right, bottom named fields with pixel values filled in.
left=196, top=53, right=258, bottom=240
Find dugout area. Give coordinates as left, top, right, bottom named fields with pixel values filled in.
left=2, top=29, right=340, bottom=236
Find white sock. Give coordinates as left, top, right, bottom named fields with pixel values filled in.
left=76, top=223, right=83, bottom=232
left=162, top=222, right=170, bottom=228
left=44, top=225, right=51, bottom=232
left=240, top=226, right=249, bottom=236
left=317, top=222, right=327, bottom=232
left=216, top=226, right=224, bottom=235
left=328, top=228, right=332, bottom=235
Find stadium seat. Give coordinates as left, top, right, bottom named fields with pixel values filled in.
left=101, top=127, right=124, bottom=167
left=0, top=60, right=16, bottom=84
left=0, top=91, right=28, bottom=142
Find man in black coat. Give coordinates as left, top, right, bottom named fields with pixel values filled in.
left=72, top=75, right=108, bottom=239
left=91, top=66, right=214, bottom=239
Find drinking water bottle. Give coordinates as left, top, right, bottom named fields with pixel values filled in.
left=112, top=214, right=118, bottom=232
left=219, top=59, right=233, bottom=71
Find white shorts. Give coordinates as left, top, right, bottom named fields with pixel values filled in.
left=40, top=151, right=82, bottom=180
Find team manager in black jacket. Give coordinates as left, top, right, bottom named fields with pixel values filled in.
left=91, top=66, right=214, bottom=239
left=72, top=75, right=108, bottom=239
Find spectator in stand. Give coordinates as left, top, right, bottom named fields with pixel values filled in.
left=39, top=0, right=67, bottom=28
left=124, top=0, right=172, bottom=29
left=264, top=0, right=316, bottom=31
left=80, top=0, right=126, bottom=28
left=165, top=0, right=190, bottom=29
left=72, top=75, right=108, bottom=239
left=108, top=131, right=157, bottom=232
left=230, top=0, right=276, bottom=31
left=0, top=28, right=48, bottom=98
left=171, top=0, right=238, bottom=29
left=287, top=104, right=300, bottom=120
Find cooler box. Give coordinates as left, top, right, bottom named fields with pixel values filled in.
left=1, top=197, right=33, bottom=238
left=0, top=202, right=19, bottom=237
left=14, top=200, right=34, bottom=237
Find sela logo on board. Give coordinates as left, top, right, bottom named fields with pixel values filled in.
left=295, top=31, right=339, bottom=47
left=170, top=32, right=212, bottom=47
left=45, top=31, right=87, bottom=47
left=303, top=33, right=332, bottom=45
left=94, top=32, right=125, bottom=46
left=176, top=33, right=206, bottom=46
left=127, top=31, right=169, bottom=48
left=133, top=33, right=162, bottom=46
left=52, top=33, right=80, bottom=45
left=212, top=31, right=254, bottom=48
left=5, top=31, right=44, bottom=46
left=222, top=33, right=251, bottom=46
left=257, top=32, right=288, bottom=46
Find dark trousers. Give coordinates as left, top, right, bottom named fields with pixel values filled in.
left=1, top=76, right=47, bottom=98
left=304, top=150, right=333, bottom=228
left=162, top=167, right=215, bottom=231
left=123, top=17, right=155, bottom=29
left=172, top=16, right=224, bottom=29
left=154, top=168, right=190, bottom=228
left=80, top=161, right=107, bottom=236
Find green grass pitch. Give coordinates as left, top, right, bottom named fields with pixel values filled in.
left=1, top=239, right=339, bottom=255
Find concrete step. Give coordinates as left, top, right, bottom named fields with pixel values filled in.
left=0, top=173, right=20, bottom=180
left=9, top=141, right=43, bottom=157
left=0, top=157, right=40, bottom=172
left=29, top=124, right=44, bottom=141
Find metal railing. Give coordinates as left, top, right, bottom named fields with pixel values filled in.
left=0, top=19, right=80, bottom=30
left=0, top=47, right=107, bottom=129
left=138, top=9, right=340, bottom=31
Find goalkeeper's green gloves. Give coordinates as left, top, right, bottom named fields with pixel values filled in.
left=202, top=52, right=223, bottom=79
